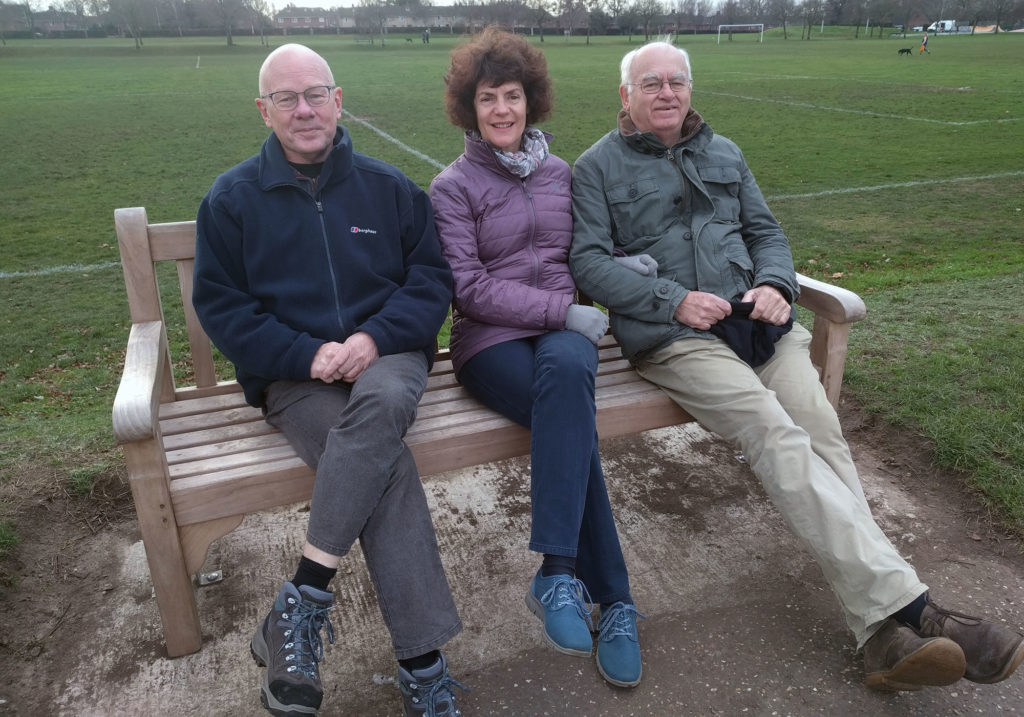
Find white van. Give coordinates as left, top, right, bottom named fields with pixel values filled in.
left=927, top=20, right=957, bottom=32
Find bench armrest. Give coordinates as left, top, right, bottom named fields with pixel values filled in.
left=795, top=273, right=866, bottom=324
left=794, top=273, right=866, bottom=409
left=113, top=321, right=168, bottom=443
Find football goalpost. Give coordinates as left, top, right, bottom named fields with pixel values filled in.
left=717, top=23, right=765, bottom=43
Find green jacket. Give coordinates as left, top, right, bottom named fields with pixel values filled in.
left=569, top=109, right=800, bottom=363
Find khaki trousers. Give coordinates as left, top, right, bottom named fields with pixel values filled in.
left=637, top=323, right=926, bottom=646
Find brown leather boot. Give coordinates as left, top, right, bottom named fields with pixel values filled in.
left=918, top=598, right=1024, bottom=683
left=863, top=618, right=965, bottom=691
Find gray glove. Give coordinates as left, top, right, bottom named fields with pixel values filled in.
left=565, top=304, right=609, bottom=344
left=613, top=253, right=658, bottom=276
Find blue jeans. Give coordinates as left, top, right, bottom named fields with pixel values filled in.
left=459, top=330, right=632, bottom=604
left=263, top=351, right=463, bottom=660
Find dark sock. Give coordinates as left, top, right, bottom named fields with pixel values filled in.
left=540, top=554, right=576, bottom=578
left=399, top=650, right=441, bottom=673
left=892, top=592, right=928, bottom=629
left=291, top=555, right=337, bottom=592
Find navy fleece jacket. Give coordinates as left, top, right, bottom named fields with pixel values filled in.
left=193, top=127, right=453, bottom=407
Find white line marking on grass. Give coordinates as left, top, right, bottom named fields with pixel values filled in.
left=342, top=110, right=448, bottom=171
left=767, top=171, right=1024, bottom=201
left=702, top=90, right=1022, bottom=125
left=0, top=261, right=121, bottom=279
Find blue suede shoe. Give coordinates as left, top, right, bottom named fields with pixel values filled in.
left=596, top=602, right=645, bottom=687
left=525, top=570, right=594, bottom=657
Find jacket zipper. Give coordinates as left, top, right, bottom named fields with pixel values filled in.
left=521, top=177, right=541, bottom=288
left=300, top=175, right=348, bottom=336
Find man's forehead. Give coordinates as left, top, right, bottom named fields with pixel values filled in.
left=632, top=48, right=687, bottom=76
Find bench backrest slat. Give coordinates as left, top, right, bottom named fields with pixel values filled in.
left=116, top=207, right=221, bottom=400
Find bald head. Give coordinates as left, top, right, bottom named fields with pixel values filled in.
left=620, top=41, right=691, bottom=91
left=259, top=44, right=335, bottom=96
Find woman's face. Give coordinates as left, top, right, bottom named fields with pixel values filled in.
left=474, top=80, right=527, bottom=153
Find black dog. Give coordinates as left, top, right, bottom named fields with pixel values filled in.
left=898, top=47, right=913, bottom=55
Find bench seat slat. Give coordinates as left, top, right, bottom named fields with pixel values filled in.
left=162, top=419, right=279, bottom=451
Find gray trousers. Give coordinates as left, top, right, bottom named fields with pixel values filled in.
left=637, top=323, right=927, bottom=647
left=264, top=351, right=462, bottom=659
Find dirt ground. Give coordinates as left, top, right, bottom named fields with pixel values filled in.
left=1, top=402, right=1022, bottom=716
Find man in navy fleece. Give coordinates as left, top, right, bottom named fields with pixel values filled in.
left=193, top=44, right=466, bottom=717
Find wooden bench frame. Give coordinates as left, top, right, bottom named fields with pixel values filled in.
left=112, top=206, right=866, bottom=657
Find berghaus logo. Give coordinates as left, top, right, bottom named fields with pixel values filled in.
left=350, top=226, right=378, bottom=234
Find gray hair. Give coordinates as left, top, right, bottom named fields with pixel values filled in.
left=620, top=39, right=692, bottom=95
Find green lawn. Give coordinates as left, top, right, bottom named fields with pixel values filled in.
left=1, top=31, right=1022, bottom=548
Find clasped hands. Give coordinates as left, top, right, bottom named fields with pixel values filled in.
left=310, top=331, right=379, bottom=384
left=613, top=253, right=789, bottom=331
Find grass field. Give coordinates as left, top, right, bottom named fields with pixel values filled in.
left=1, top=30, right=1022, bottom=552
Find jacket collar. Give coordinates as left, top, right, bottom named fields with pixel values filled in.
left=617, top=108, right=709, bottom=154
left=258, top=126, right=353, bottom=190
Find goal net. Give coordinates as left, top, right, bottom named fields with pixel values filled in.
left=717, top=23, right=764, bottom=43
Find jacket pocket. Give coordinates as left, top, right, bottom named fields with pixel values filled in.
left=697, top=165, right=742, bottom=223
left=606, top=178, right=675, bottom=244
left=724, top=241, right=755, bottom=295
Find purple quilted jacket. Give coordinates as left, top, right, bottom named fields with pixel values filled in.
left=429, top=133, right=575, bottom=373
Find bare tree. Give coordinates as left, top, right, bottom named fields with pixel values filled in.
left=356, top=0, right=389, bottom=44
left=582, top=0, right=602, bottom=43
left=528, top=0, right=553, bottom=39
left=61, top=0, right=86, bottom=35
left=771, top=0, right=797, bottom=36
left=800, top=0, right=825, bottom=38
left=245, top=0, right=271, bottom=44
left=633, top=0, right=662, bottom=39
left=985, top=0, right=1015, bottom=28
left=212, top=0, right=244, bottom=45
left=606, top=0, right=626, bottom=26
left=21, top=0, right=38, bottom=34
left=108, top=0, right=145, bottom=47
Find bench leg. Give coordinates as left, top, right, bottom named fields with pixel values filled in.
left=810, top=314, right=852, bottom=411
left=124, top=439, right=202, bottom=657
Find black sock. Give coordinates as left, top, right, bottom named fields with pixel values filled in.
left=399, top=650, right=440, bottom=673
left=291, top=556, right=337, bottom=592
left=540, top=554, right=576, bottom=578
left=892, top=592, right=928, bottom=629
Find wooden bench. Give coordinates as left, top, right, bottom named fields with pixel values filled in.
left=112, top=206, right=866, bottom=658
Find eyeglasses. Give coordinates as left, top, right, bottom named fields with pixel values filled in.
left=261, top=85, right=335, bottom=111
left=629, top=77, right=692, bottom=94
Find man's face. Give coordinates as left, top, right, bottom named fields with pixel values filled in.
left=619, top=45, right=692, bottom=147
left=256, top=52, right=342, bottom=164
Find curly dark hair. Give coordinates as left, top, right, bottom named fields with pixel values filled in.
left=444, top=26, right=554, bottom=132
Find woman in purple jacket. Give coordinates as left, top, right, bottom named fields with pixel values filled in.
left=429, top=27, right=643, bottom=688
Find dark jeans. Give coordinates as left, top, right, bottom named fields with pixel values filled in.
left=459, top=330, right=632, bottom=604
left=264, top=351, right=462, bottom=659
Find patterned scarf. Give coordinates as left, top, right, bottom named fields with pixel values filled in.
left=485, top=127, right=550, bottom=178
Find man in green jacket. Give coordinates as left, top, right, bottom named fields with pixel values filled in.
left=569, top=40, right=1023, bottom=692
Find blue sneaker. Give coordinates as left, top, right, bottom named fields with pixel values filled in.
left=398, top=653, right=469, bottom=717
left=596, top=602, right=645, bottom=687
left=525, top=570, right=594, bottom=657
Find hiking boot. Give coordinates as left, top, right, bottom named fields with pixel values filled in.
left=525, top=570, right=594, bottom=657
left=250, top=582, right=335, bottom=716
left=863, top=618, right=965, bottom=691
left=595, top=602, right=645, bottom=687
left=918, top=596, right=1024, bottom=683
left=398, top=653, right=469, bottom=717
